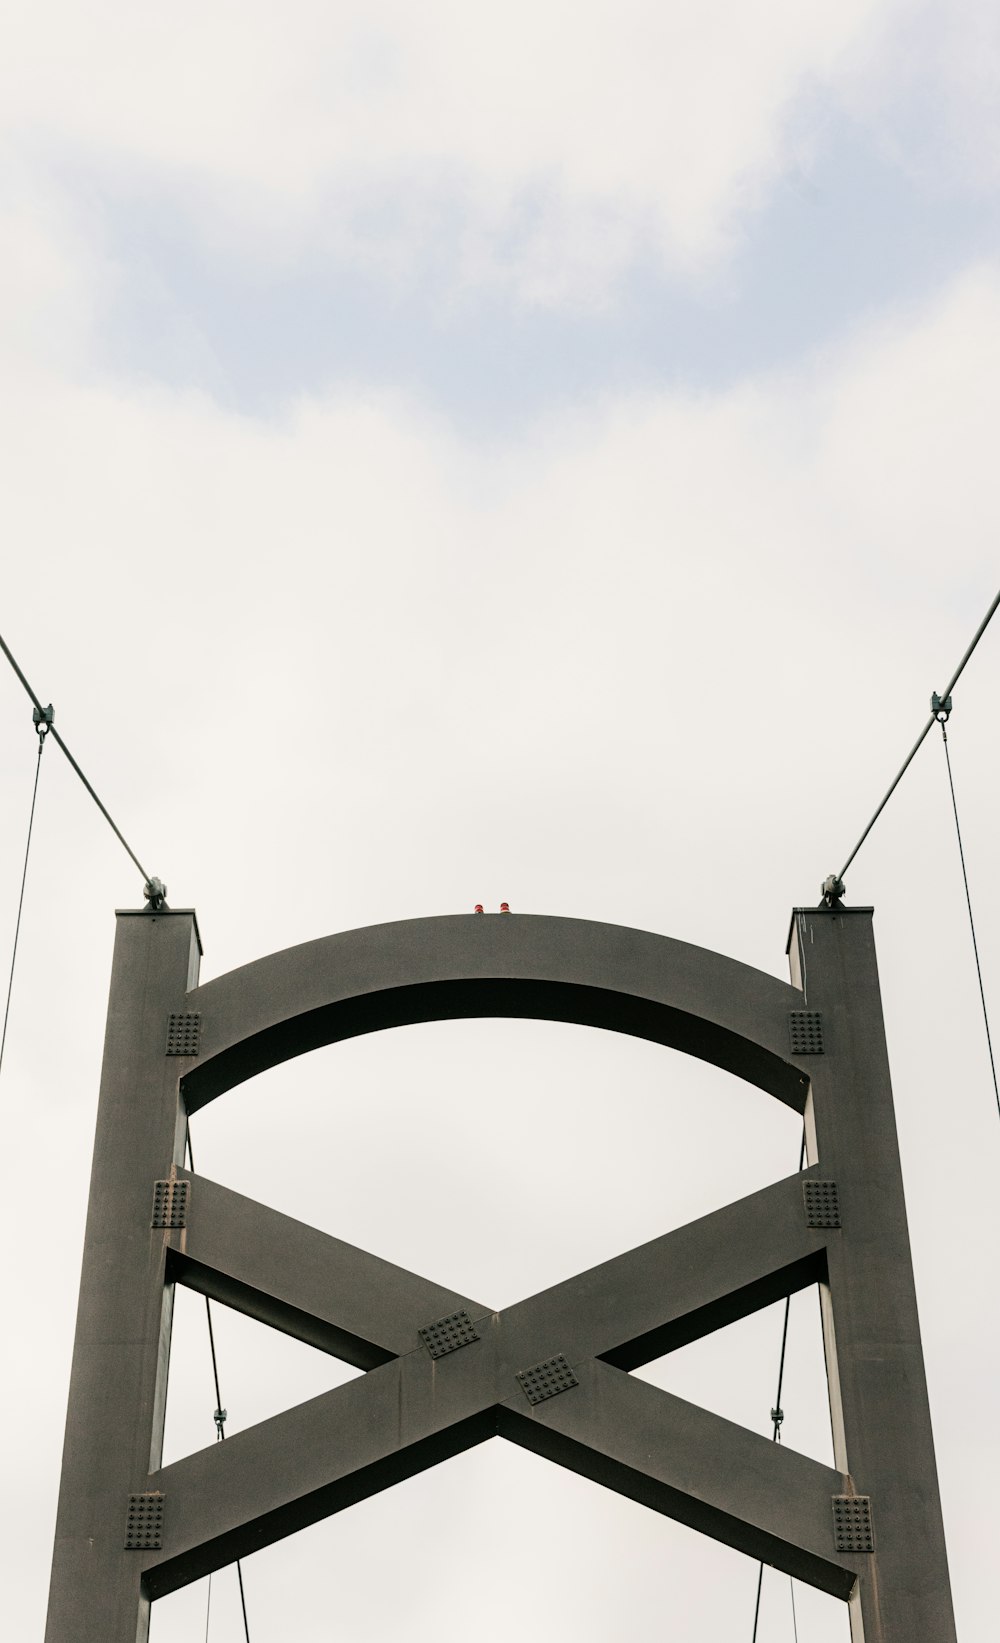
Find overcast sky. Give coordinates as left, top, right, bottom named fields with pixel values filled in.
left=2, top=4, right=999, bottom=1639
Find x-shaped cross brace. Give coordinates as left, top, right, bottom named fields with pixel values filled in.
left=146, top=1165, right=858, bottom=1602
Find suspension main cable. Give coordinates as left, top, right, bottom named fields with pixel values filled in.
left=826, top=587, right=1000, bottom=899
left=0, top=630, right=166, bottom=905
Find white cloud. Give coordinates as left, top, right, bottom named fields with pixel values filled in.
left=1, top=254, right=997, bottom=829
left=2, top=260, right=999, bottom=1641
left=0, top=161, right=110, bottom=369
left=0, top=0, right=926, bottom=305
left=834, top=0, right=1000, bottom=190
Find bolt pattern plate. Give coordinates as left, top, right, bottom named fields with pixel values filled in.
left=418, top=1309, right=480, bottom=1358
left=517, top=1354, right=579, bottom=1405
left=832, top=1494, right=873, bottom=1552
left=789, top=1010, right=824, bottom=1055
left=166, top=1012, right=201, bottom=1056
left=804, top=1180, right=841, bottom=1228
left=152, top=1179, right=189, bottom=1229
left=125, top=1493, right=164, bottom=1551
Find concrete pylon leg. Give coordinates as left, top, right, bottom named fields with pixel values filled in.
left=788, top=907, right=956, bottom=1643
left=44, top=909, right=201, bottom=1643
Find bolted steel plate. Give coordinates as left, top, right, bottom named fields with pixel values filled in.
left=418, top=1309, right=480, bottom=1359
left=832, top=1494, right=874, bottom=1552
left=151, top=1179, right=189, bottom=1229
left=166, top=1012, right=201, bottom=1056
left=803, top=1180, right=841, bottom=1228
left=517, top=1354, right=579, bottom=1405
left=125, top=1493, right=164, bottom=1551
left=789, top=1010, right=824, bottom=1055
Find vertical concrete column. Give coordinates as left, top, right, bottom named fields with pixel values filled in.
left=788, top=907, right=956, bottom=1643
left=45, top=908, right=201, bottom=1643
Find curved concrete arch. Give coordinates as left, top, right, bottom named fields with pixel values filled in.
left=181, top=914, right=809, bottom=1113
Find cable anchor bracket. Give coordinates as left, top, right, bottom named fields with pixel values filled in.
left=931, top=692, right=952, bottom=723
left=32, top=703, right=53, bottom=740
left=820, top=874, right=846, bottom=910
left=143, top=877, right=168, bottom=912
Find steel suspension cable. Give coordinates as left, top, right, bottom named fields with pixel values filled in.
left=0, top=630, right=165, bottom=904
left=751, top=1130, right=806, bottom=1643
left=937, top=718, right=999, bottom=1122
left=0, top=723, right=48, bottom=1081
left=829, top=587, right=1000, bottom=897
left=186, top=1133, right=252, bottom=1643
